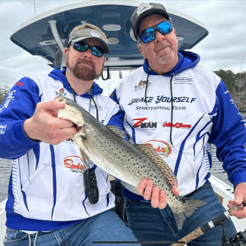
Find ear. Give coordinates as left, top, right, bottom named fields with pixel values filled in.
left=64, top=47, right=69, bottom=56
left=137, top=43, right=146, bottom=58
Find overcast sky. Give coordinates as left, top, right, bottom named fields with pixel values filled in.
left=0, top=0, right=246, bottom=95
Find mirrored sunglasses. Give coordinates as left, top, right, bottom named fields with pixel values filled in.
left=139, top=21, right=173, bottom=44
left=72, top=42, right=105, bottom=57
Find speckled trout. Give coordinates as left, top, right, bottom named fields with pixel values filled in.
left=55, top=95, right=206, bottom=230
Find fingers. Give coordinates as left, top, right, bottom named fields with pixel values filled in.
left=171, top=186, right=179, bottom=196
left=136, top=178, right=150, bottom=197
left=229, top=203, right=246, bottom=219
left=227, top=183, right=246, bottom=219
left=234, top=183, right=246, bottom=205
left=24, top=100, right=77, bottom=144
left=227, top=198, right=246, bottom=219
left=159, top=190, right=167, bottom=209
left=137, top=179, right=167, bottom=209
left=47, top=120, right=77, bottom=143
left=37, top=100, right=66, bottom=112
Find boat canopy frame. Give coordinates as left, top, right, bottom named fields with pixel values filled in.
left=10, top=0, right=208, bottom=72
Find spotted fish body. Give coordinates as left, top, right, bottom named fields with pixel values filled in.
left=55, top=95, right=206, bottom=230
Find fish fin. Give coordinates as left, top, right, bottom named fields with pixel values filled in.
left=81, top=154, right=94, bottom=167
left=137, top=144, right=178, bottom=188
left=170, top=196, right=206, bottom=230
left=106, top=125, right=126, bottom=139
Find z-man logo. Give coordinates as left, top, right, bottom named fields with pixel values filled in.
left=63, top=155, right=87, bottom=174
left=132, top=118, right=157, bottom=129
left=145, top=140, right=172, bottom=158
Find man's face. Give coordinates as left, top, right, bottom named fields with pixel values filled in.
left=65, top=38, right=106, bottom=81
left=137, top=14, right=179, bottom=73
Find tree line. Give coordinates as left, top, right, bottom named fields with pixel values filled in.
left=0, top=85, right=10, bottom=105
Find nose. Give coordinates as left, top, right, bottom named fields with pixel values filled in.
left=82, top=48, right=93, bottom=58
left=155, top=30, right=166, bottom=43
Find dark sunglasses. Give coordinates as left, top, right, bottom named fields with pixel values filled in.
left=71, top=41, right=105, bottom=57
left=139, top=21, right=173, bottom=43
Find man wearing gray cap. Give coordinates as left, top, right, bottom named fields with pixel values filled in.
left=111, top=2, right=246, bottom=245
left=0, top=22, right=140, bottom=246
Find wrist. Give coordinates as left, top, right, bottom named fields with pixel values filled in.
left=23, top=118, right=38, bottom=141
left=235, top=182, right=246, bottom=189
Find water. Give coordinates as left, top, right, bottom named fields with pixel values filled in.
left=0, top=158, right=11, bottom=203
left=0, top=145, right=232, bottom=203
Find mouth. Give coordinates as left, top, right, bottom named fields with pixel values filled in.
left=155, top=42, right=171, bottom=53
left=156, top=46, right=169, bottom=53
left=78, top=60, right=95, bottom=68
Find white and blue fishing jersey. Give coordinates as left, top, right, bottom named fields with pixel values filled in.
left=111, top=50, right=246, bottom=200
left=0, top=68, right=124, bottom=231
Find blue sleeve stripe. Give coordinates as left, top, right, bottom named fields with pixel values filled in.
left=109, top=89, right=119, bottom=104
left=175, top=114, right=205, bottom=176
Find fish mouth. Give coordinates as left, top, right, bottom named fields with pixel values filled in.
left=73, top=123, right=83, bottom=133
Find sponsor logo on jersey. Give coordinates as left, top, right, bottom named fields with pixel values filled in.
left=134, top=80, right=151, bottom=91
left=128, top=96, right=196, bottom=105
left=55, top=88, right=67, bottom=97
left=0, top=90, right=16, bottom=113
left=132, top=118, right=157, bottom=129
left=16, top=82, right=24, bottom=86
left=173, top=77, right=194, bottom=85
left=145, top=140, right=172, bottom=158
left=0, top=124, right=7, bottom=134
left=163, top=121, right=191, bottom=129
left=63, top=155, right=87, bottom=174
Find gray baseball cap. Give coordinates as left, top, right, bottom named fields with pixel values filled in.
left=67, top=28, right=110, bottom=53
left=131, top=3, right=170, bottom=40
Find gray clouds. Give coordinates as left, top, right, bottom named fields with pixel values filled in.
left=0, top=0, right=245, bottom=95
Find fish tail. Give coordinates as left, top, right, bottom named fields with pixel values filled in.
left=170, top=196, right=206, bottom=230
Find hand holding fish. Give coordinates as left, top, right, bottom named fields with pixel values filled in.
left=23, top=100, right=77, bottom=145
left=137, top=178, right=180, bottom=209
left=227, top=182, right=246, bottom=219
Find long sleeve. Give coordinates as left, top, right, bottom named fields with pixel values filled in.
left=0, top=77, right=41, bottom=159
left=209, top=80, right=246, bottom=187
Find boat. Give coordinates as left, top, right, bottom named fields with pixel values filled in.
left=0, top=0, right=245, bottom=245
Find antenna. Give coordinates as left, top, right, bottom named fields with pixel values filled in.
left=34, top=0, right=36, bottom=16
